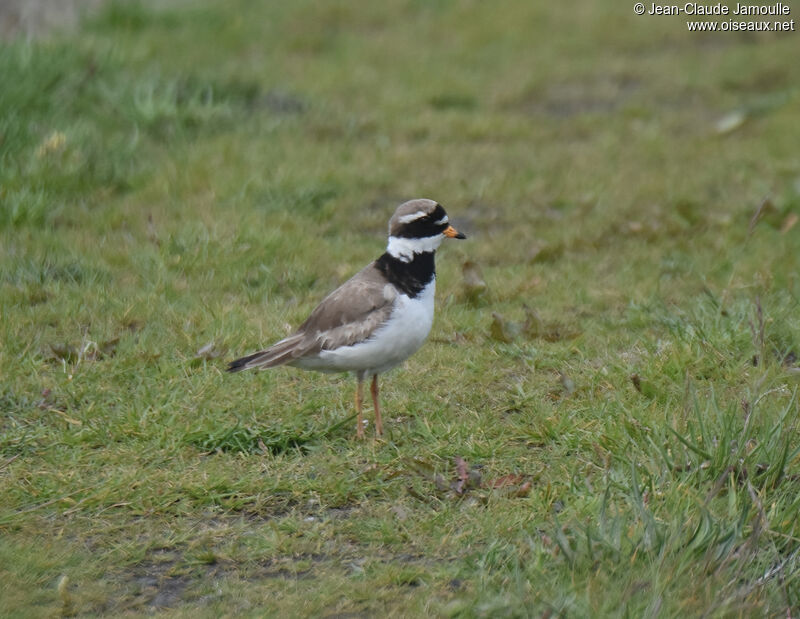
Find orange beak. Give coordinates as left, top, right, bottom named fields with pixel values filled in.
left=443, top=225, right=466, bottom=239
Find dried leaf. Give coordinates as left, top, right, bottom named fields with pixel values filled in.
left=449, top=458, right=482, bottom=495
left=528, top=241, right=564, bottom=264
left=522, top=306, right=581, bottom=342
left=433, top=474, right=450, bottom=492
left=406, top=486, right=431, bottom=503
left=490, top=312, right=519, bottom=343
left=361, top=462, right=380, bottom=476
left=409, top=457, right=436, bottom=478
left=514, top=481, right=532, bottom=497
left=49, top=343, right=79, bottom=363
left=37, top=388, right=54, bottom=410
left=781, top=212, right=798, bottom=234
left=486, top=475, right=532, bottom=498
left=57, top=574, right=75, bottom=618
left=462, top=260, right=488, bottom=302
left=36, top=131, right=67, bottom=158
left=522, top=305, right=544, bottom=338
left=631, top=373, right=658, bottom=399
left=748, top=197, right=778, bottom=235
left=487, top=474, right=524, bottom=488
left=123, top=319, right=143, bottom=332
left=468, top=467, right=482, bottom=488
left=390, top=505, right=409, bottom=521
left=715, top=110, right=746, bottom=134
left=27, top=287, right=50, bottom=305
left=541, top=324, right=582, bottom=342
left=98, top=337, right=120, bottom=358
left=452, top=456, right=470, bottom=494
left=409, top=457, right=529, bottom=501
left=559, top=372, right=576, bottom=396
left=147, top=213, right=160, bottom=246
left=454, top=457, right=469, bottom=481
left=195, top=341, right=227, bottom=361
left=48, top=409, right=82, bottom=426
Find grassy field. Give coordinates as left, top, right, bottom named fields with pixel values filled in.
left=2, top=1, right=800, bottom=616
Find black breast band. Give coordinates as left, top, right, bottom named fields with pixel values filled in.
left=375, top=251, right=435, bottom=298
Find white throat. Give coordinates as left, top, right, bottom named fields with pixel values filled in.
left=386, top=235, right=443, bottom=262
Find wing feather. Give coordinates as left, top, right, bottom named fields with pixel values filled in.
left=227, top=262, right=395, bottom=372
left=297, top=262, right=396, bottom=350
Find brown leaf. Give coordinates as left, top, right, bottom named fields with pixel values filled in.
left=453, top=456, right=470, bottom=494
left=490, top=312, right=518, bottom=343
left=748, top=197, right=778, bottom=235
left=123, top=319, right=143, bottom=333
left=487, top=474, right=524, bottom=488
left=48, top=409, right=82, bottom=426
left=361, top=462, right=380, bottom=475
left=522, top=306, right=581, bottom=342
left=515, top=481, right=532, bottom=497
left=147, top=213, right=160, bottom=246
left=468, top=467, right=482, bottom=488
left=99, top=337, right=120, bottom=358
left=82, top=337, right=119, bottom=361
left=630, top=373, right=658, bottom=398
left=406, top=486, right=433, bottom=504
left=541, top=324, right=582, bottom=342
left=409, top=457, right=436, bottom=479
left=488, top=477, right=532, bottom=498
left=781, top=212, right=798, bottom=234
left=528, top=241, right=564, bottom=264
left=462, top=260, right=488, bottom=302
left=433, top=474, right=450, bottom=492
left=48, top=343, right=79, bottom=363
left=559, top=371, right=576, bottom=396
left=522, top=305, right=544, bottom=338
left=454, top=457, right=469, bottom=482
left=37, top=389, right=54, bottom=410
left=390, top=505, right=409, bottom=521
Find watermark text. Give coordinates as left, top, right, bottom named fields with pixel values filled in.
left=633, top=2, right=795, bottom=31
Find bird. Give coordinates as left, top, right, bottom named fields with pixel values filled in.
left=227, top=198, right=466, bottom=438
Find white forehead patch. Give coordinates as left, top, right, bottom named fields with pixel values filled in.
left=397, top=210, right=429, bottom=224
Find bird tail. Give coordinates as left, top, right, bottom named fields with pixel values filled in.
left=227, top=334, right=306, bottom=373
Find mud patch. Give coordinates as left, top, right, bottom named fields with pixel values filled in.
left=114, top=549, right=194, bottom=611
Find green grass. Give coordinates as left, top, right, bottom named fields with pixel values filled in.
left=2, top=0, right=800, bottom=615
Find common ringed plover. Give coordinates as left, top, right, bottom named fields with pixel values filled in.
left=228, top=198, right=466, bottom=438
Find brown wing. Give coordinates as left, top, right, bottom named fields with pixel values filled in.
left=227, top=262, right=396, bottom=372
left=296, top=262, right=396, bottom=352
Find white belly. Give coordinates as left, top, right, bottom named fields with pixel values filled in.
left=295, top=279, right=435, bottom=376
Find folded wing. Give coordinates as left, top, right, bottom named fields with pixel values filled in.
left=227, top=263, right=395, bottom=372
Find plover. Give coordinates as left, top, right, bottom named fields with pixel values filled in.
left=228, top=199, right=466, bottom=438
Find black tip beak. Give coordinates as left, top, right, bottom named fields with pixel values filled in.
left=444, top=225, right=467, bottom=240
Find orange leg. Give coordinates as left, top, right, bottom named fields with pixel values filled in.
left=355, top=377, right=365, bottom=439
left=371, top=374, right=383, bottom=437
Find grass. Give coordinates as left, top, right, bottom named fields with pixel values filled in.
left=1, top=0, right=799, bottom=615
